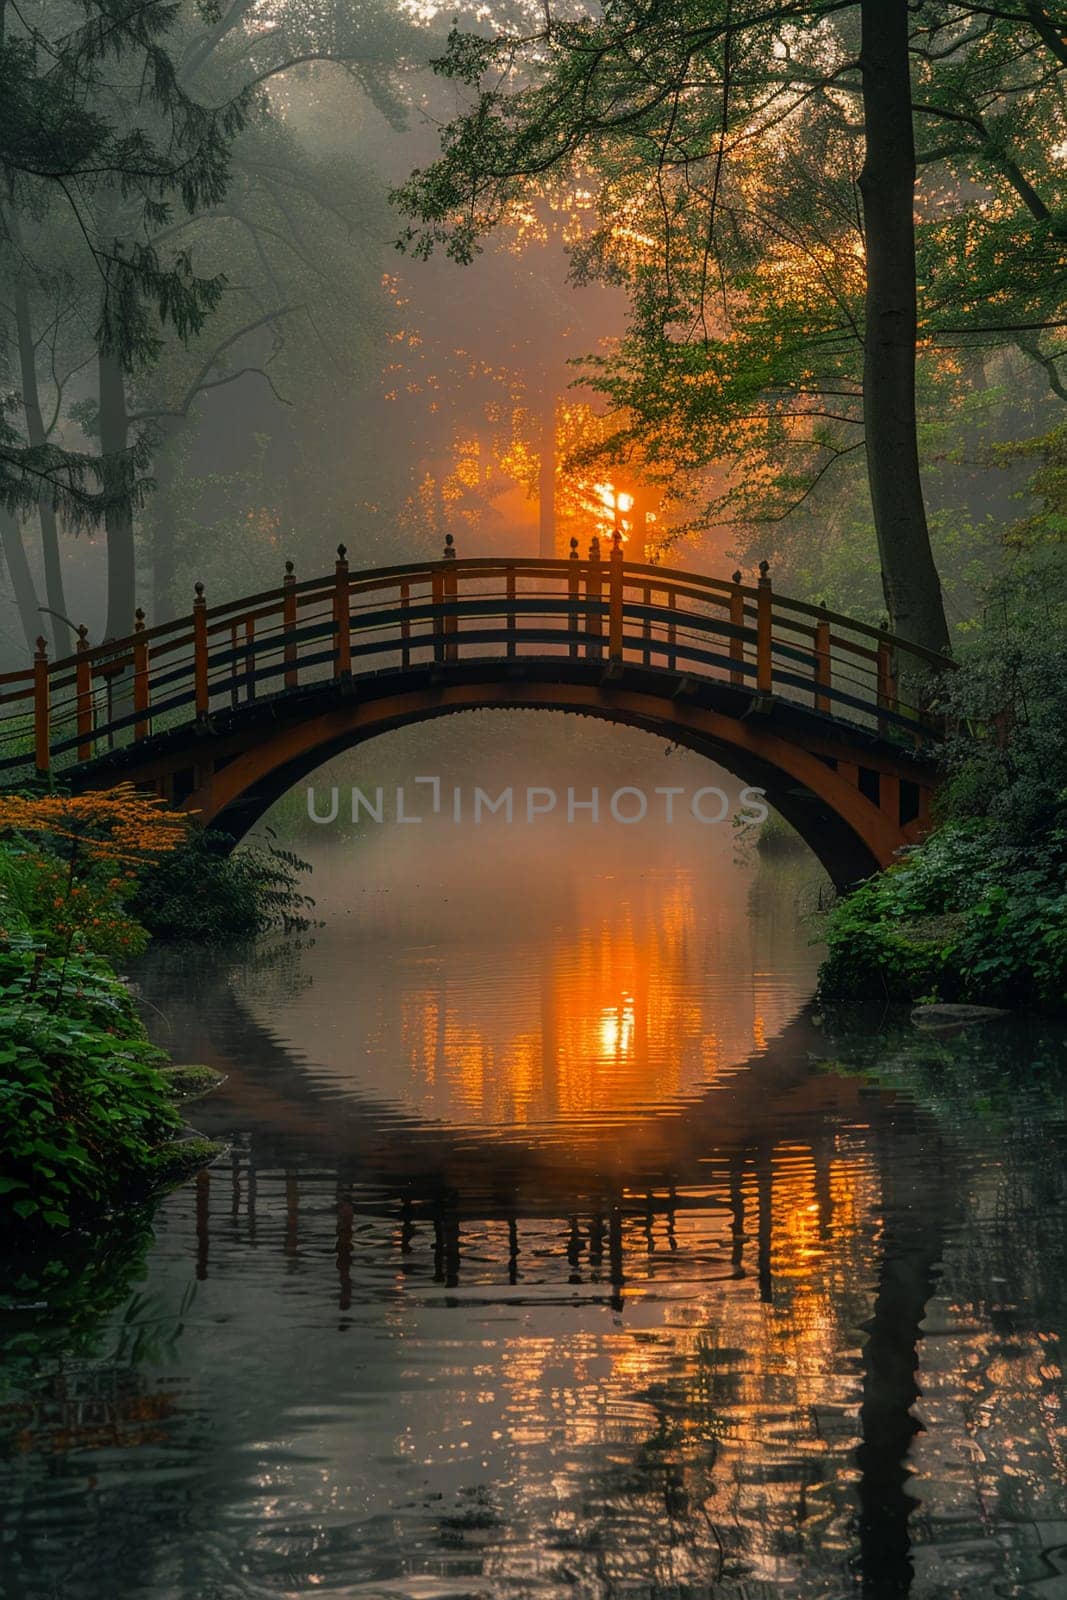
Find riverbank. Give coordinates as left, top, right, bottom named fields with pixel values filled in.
left=0, top=934, right=225, bottom=1234
left=0, top=783, right=319, bottom=1237
left=816, top=816, right=1066, bottom=1015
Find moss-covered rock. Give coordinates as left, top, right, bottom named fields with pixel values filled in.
left=143, top=1136, right=227, bottom=1193
left=159, top=1064, right=228, bottom=1101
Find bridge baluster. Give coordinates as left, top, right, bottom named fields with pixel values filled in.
left=431, top=563, right=443, bottom=663
left=334, top=545, right=351, bottom=678
left=585, top=537, right=602, bottom=661
left=877, top=625, right=896, bottom=735
left=729, top=571, right=745, bottom=686
left=756, top=560, right=773, bottom=696
left=568, top=537, right=580, bottom=660
left=244, top=617, right=256, bottom=704
left=442, top=533, right=457, bottom=662
left=193, top=582, right=209, bottom=720
left=76, top=625, right=93, bottom=761
left=400, top=582, right=411, bottom=668
left=133, top=609, right=150, bottom=740
left=506, top=563, right=516, bottom=659
left=229, top=622, right=240, bottom=710
left=283, top=560, right=298, bottom=689
left=608, top=529, right=624, bottom=660
left=33, top=635, right=49, bottom=776
left=815, top=606, right=832, bottom=714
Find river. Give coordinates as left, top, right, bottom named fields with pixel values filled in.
left=2, top=800, right=1065, bottom=1599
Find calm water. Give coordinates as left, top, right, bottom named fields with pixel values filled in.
left=2, top=820, right=1066, bottom=1600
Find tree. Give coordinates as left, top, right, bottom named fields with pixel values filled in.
left=395, top=1, right=1067, bottom=658
left=0, top=0, right=247, bottom=633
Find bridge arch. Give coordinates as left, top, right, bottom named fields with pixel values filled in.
left=181, top=665, right=927, bottom=889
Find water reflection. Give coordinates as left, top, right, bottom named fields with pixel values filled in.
left=157, top=822, right=821, bottom=1129
left=2, top=827, right=1065, bottom=1600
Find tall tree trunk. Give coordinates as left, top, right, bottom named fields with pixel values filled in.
left=99, top=345, right=136, bottom=640
left=538, top=398, right=556, bottom=558
left=13, top=278, right=71, bottom=656
left=0, top=510, right=41, bottom=653
left=858, top=0, right=950, bottom=661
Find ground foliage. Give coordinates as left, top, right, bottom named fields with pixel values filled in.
left=132, top=828, right=315, bottom=943
left=0, top=917, right=182, bottom=1231
left=0, top=787, right=219, bottom=1234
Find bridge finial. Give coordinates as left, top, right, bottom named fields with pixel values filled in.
left=284, top=559, right=295, bottom=578
left=569, top=536, right=579, bottom=558
left=194, top=581, right=205, bottom=600
left=589, top=535, right=600, bottom=560
left=611, top=527, right=623, bottom=557
left=758, top=559, right=770, bottom=581
left=732, top=569, right=742, bottom=585
left=135, top=607, right=145, bottom=629
left=336, top=543, right=347, bottom=563
left=34, top=635, right=48, bottom=659
left=76, top=623, right=89, bottom=650
left=443, top=532, right=455, bottom=559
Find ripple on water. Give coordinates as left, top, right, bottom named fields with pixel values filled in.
left=2, top=831, right=1065, bottom=1599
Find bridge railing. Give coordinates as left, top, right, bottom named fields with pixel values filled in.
left=0, top=538, right=952, bottom=777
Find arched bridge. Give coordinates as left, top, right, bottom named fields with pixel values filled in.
left=0, top=538, right=951, bottom=885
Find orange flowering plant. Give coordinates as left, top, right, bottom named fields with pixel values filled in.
left=0, top=784, right=190, bottom=963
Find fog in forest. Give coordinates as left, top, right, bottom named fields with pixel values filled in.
left=2, top=0, right=1057, bottom=675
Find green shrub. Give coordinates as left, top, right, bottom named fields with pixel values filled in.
left=818, top=818, right=1067, bottom=1013
left=0, top=945, right=180, bottom=1230
left=131, top=827, right=314, bottom=943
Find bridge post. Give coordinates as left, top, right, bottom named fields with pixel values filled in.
left=756, top=559, right=773, bottom=695
left=283, top=560, right=298, bottom=688
left=193, top=582, right=209, bottom=720
left=505, top=561, right=516, bottom=658
left=442, top=533, right=458, bottom=662
left=585, top=536, right=603, bottom=660
left=568, top=537, right=580, bottom=659
left=76, top=625, right=93, bottom=761
left=609, top=529, right=624, bottom=660
left=400, top=582, right=411, bottom=668
left=133, top=608, right=150, bottom=740
left=333, top=544, right=351, bottom=678
left=33, top=635, right=50, bottom=776
left=815, top=606, right=832, bottom=714
left=729, top=571, right=745, bottom=686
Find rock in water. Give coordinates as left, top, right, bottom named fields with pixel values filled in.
left=911, top=1002, right=1009, bottom=1029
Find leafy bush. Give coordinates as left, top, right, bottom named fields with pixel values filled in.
left=0, top=941, right=180, bottom=1229
left=132, top=827, right=314, bottom=943
left=818, top=818, right=1067, bottom=1013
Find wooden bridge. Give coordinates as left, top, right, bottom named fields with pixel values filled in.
left=0, top=537, right=951, bottom=885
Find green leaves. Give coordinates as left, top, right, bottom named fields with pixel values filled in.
left=818, top=817, right=1067, bottom=1013
left=0, top=932, right=181, bottom=1234
left=132, top=827, right=314, bottom=944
